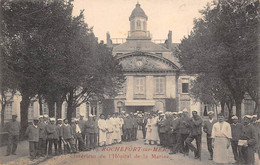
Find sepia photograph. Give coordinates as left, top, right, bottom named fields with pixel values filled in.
left=0, top=0, right=259, bottom=165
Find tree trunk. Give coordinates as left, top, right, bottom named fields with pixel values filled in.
left=47, top=99, right=55, bottom=118
left=20, top=93, right=30, bottom=139
left=1, top=104, right=6, bottom=128
left=67, top=90, right=74, bottom=123
left=56, top=100, right=63, bottom=118
left=38, top=94, right=43, bottom=115
left=220, top=101, right=225, bottom=115
left=235, top=99, right=242, bottom=122
left=226, top=102, right=233, bottom=123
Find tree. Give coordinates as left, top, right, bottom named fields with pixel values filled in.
left=176, top=0, right=259, bottom=120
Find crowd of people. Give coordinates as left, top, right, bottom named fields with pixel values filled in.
left=4, top=109, right=260, bottom=164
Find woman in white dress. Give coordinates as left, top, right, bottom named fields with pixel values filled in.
left=150, top=113, right=160, bottom=145
left=98, top=114, right=107, bottom=146
left=145, top=114, right=152, bottom=145
left=211, top=114, right=232, bottom=164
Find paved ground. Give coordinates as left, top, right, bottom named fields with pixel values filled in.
left=1, top=131, right=259, bottom=165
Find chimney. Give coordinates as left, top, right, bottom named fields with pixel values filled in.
left=166, top=30, right=172, bottom=49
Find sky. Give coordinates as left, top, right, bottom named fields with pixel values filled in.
left=72, top=0, right=213, bottom=43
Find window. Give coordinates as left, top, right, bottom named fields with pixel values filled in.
left=135, top=77, right=145, bottom=95
left=154, top=76, right=165, bottom=95
left=91, top=106, right=97, bottom=116
left=143, top=21, right=146, bottom=30
left=182, top=83, right=189, bottom=93
left=86, top=102, right=90, bottom=117
left=136, top=20, right=141, bottom=30
left=5, top=102, right=13, bottom=119
left=43, top=103, right=49, bottom=115
left=28, top=102, right=34, bottom=119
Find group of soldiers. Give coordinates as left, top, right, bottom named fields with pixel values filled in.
left=5, top=110, right=260, bottom=164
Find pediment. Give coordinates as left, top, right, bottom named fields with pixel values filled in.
left=117, top=52, right=179, bottom=72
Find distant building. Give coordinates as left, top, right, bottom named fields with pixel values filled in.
left=0, top=3, right=256, bottom=124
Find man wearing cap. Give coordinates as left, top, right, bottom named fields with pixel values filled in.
left=5, top=114, right=20, bottom=156
left=132, top=113, right=139, bottom=141
left=177, top=109, right=190, bottom=155
left=38, top=115, right=47, bottom=157
left=238, top=115, right=257, bottom=164
left=169, top=112, right=180, bottom=154
left=56, top=119, right=63, bottom=155
left=123, top=114, right=131, bottom=141
left=158, top=113, right=167, bottom=147
left=46, top=118, right=58, bottom=155
left=78, top=114, right=86, bottom=142
left=73, top=119, right=86, bottom=151
left=86, top=115, right=96, bottom=150
left=185, top=110, right=203, bottom=159
left=25, top=117, right=39, bottom=160
left=211, top=113, right=232, bottom=164
left=230, top=115, right=243, bottom=163
left=61, top=119, right=76, bottom=153
left=141, top=113, right=148, bottom=139
left=203, top=111, right=217, bottom=160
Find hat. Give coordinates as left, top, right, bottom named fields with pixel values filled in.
left=243, top=115, right=253, bottom=119
left=80, top=114, right=84, bottom=117
left=207, top=111, right=214, bottom=115
left=43, top=115, right=49, bottom=118
left=231, top=116, right=238, bottom=120
left=172, top=112, right=177, bottom=115
left=178, top=111, right=183, bottom=114
left=75, top=118, right=79, bottom=121
left=158, top=111, right=163, bottom=114
left=39, top=115, right=44, bottom=118
left=57, top=118, right=63, bottom=121
left=252, top=115, right=257, bottom=118
left=50, top=118, right=55, bottom=121
left=182, top=108, right=188, bottom=113
left=134, top=113, right=137, bottom=115
left=256, top=119, right=260, bottom=123
left=89, top=114, right=93, bottom=117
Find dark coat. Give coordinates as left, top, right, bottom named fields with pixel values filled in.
left=203, top=119, right=217, bottom=137
left=231, top=123, right=243, bottom=141
left=6, top=121, right=20, bottom=136
left=189, top=116, right=203, bottom=135
left=25, top=125, right=39, bottom=142
left=38, top=122, right=47, bottom=139
left=61, top=124, right=73, bottom=139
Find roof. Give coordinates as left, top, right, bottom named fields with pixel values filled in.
left=113, top=40, right=170, bottom=53
left=129, top=3, right=148, bottom=21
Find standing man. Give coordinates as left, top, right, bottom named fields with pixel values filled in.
left=238, top=115, right=257, bottom=165
left=132, top=113, right=139, bottom=141
left=85, top=115, right=96, bottom=150
left=178, top=109, right=190, bottom=155
left=38, top=115, right=47, bottom=157
left=158, top=113, right=167, bottom=147
left=185, top=110, right=203, bottom=159
left=5, top=114, right=20, bottom=156
left=230, top=115, right=243, bottom=163
left=61, top=119, right=76, bottom=154
left=56, top=118, right=63, bottom=155
left=78, top=114, right=86, bottom=142
left=169, top=112, right=179, bottom=154
left=46, top=118, right=58, bottom=156
left=203, top=111, right=217, bottom=160
left=93, top=115, right=99, bottom=148
left=211, top=113, right=232, bottom=164
left=25, top=117, right=39, bottom=160
left=141, top=113, right=148, bottom=139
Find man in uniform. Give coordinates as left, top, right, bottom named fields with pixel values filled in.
left=38, top=115, right=47, bottom=157
left=78, top=114, right=86, bottom=142
left=86, top=115, right=96, bottom=150
left=5, top=114, right=20, bottom=156
left=73, top=118, right=86, bottom=151
left=46, top=118, right=58, bottom=156
left=169, top=112, right=179, bottom=154
left=238, top=115, right=257, bottom=164
left=141, top=113, right=148, bottom=139
left=61, top=119, right=76, bottom=154
left=132, top=113, right=139, bottom=140
left=56, top=118, right=63, bottom=155
left=230, top=115, right=243, bottom=163
left=158, top=113, right=167, bottom=147
left=124, top=114, right=132, bottom=141
left=185, top=110, right=203, bottom=159
left=25, top=117, right=39, bottom=160
left=178, top=109, right=190, bottom=155
left=203, top=111, right=217, bottom=160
